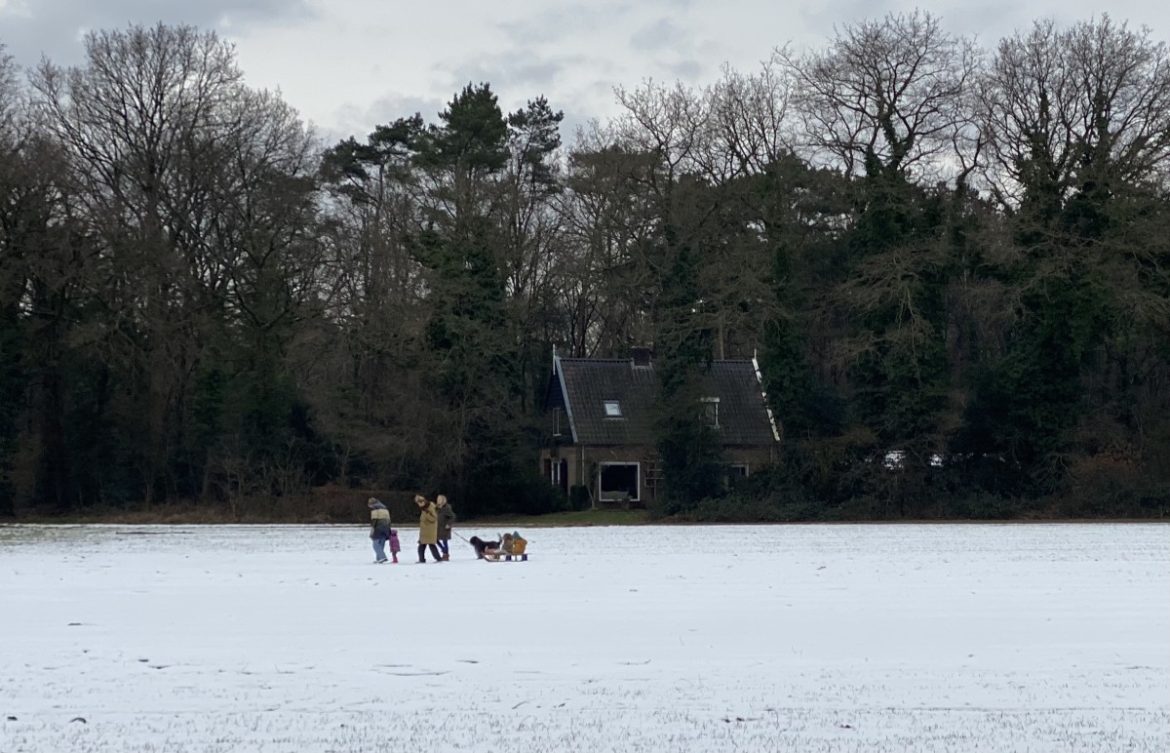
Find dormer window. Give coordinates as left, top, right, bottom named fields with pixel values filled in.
left=603, top=400, right=622, bottom=418
left=701, top=397, right=720, bottom=428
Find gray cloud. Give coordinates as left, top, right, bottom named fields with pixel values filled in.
left=323, top=91, right=447, bottom=144
left=432, top=48, right=614, bottom=109
left=498, top=2, right=635, bottom=45
left=6, top=0, right=1164, bottom=142
left=559, top=77, right=629, bottom=147
left=663, top=58, right=703, bottom=79
left=630, top=17, right=686, bottom=51
left=439, top=56, right=566, bottom=94
left=626, top=14, right=708, bottom=83
left=0, top=0, right=315, bottom=71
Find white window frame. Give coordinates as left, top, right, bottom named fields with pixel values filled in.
left=598, top=461, right=640, bottom=502
left=603, top=400, right=622, bottom=418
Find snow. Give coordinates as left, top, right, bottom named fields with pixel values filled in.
left=1, top=522, right=1168, bottom=752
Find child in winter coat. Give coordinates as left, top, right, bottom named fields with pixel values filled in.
left=388, top=529, right=401, bottom=564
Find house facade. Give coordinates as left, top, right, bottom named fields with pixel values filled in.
left=540, top=349, right=781, bottom=508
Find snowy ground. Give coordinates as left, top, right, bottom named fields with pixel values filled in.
left=1, top=522, right=1168, bottom=752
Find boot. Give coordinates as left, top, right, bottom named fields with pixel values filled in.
left=442, top=553, right=450, bottom=561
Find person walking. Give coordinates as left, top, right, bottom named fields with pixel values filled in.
left=367, top=497, right=391, bottom=564
left=415, top=494, right=442, bottom=563
left=435, top=494, right=456, bottom=561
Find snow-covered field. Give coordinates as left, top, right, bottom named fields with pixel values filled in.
left=1, top=522, right=1167, bottom=752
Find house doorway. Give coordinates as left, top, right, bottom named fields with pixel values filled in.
left=556, top=458, right=568, bottom=496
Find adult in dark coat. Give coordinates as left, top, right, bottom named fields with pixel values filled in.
left=435, top=494, right=456, bottom=561
left=415, top=494, right=442, bottom=563
left=367, top=497, right=391, bottom=564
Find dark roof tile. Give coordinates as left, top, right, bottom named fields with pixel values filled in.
left=552, top=357, right=778, bottom=446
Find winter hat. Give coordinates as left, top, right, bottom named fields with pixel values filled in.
left=367, top=497, right=379, bottom=508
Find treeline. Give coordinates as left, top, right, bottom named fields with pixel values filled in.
left=1, top=12, right=1168, bottom=520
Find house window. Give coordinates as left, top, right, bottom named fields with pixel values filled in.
left=701, top=397, right=720, bottom=428
left=722, top=463, right=749, bottom=490
left=599, top=462, right=639, bottom=502
left=603, top=400, right=622, bottom=418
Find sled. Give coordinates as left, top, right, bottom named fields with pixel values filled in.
left=483, top=550, right=529, bottom=562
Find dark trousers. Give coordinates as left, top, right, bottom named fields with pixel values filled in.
left=437, top=539, right=449, bottom=556
left=417, top=543, right=441, bottom=562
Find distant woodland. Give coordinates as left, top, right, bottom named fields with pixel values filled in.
left=1, top=12, right=1168, bottom=520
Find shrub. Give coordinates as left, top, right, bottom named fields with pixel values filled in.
left=569, top=484, right=591, bottom=511
left=1056, top=454, right=1170, bottom=518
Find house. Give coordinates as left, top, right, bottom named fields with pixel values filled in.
left=540, top=347, right=781, bottom=508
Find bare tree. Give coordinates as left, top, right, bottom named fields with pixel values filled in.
left=557, top=127, right=661, bottom=355
left=28, top=24, right=328, bottom=505
left=0, top=44, right=26, bottom=514
left=702, top=56, right=796, bottom=179
left=784, top=11, right=980, bottom=182
left=313, top=117, right=438, bottom=486
left=0, top=43, right=19, bottom=141
left=979, top=16, right=1170, bottom=213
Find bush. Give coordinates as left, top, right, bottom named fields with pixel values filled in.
left=678, top=494, right=824, bottom=522
left=569, top=484, right=591, bottom=511
left=462, top=467, right=568, bottom=518
left=1055, top=454, right=1170, bottom=518
left=940, top=492, right=1029, bottom=519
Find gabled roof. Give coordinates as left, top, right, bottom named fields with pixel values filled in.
left=547, top=356, right=780, bottom=447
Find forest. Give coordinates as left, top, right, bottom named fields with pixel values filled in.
left=1, top=12, right=1168, bottom=521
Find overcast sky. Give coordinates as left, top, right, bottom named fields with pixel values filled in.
left=2, top=0, right=1168, bottom=143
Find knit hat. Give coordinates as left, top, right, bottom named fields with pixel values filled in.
left=367, top=497, right=379, bottom=508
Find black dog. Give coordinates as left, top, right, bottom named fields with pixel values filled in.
left=468, top=535, right=500, bottom=560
